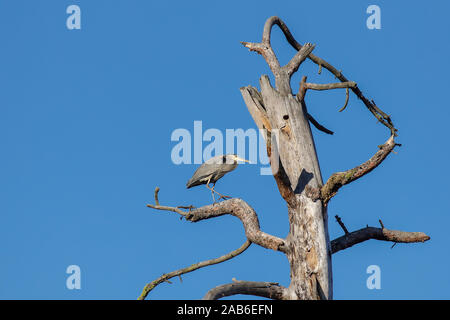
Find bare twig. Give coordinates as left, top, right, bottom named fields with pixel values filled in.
left=203, top=280, right=288, bottom=300
left=338, top=88, right=350, bottom=112
left=335, top=215, right=349, bottom=235
left=146, top=187, right=187, bottom=216
left=138, top=240, right=251, bottom=300
left=307, top=113, right=334, bottom=135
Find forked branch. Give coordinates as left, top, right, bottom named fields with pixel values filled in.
left=240, top=41, right=315, bottom=95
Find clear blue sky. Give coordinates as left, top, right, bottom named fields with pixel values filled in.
left=1, top=0, right=449, bottom=300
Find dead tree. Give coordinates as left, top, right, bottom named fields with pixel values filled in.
left=138, top=17, right=430, bottom=300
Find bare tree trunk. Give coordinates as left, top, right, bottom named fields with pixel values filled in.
left=253, top=77, right=332, bottom=299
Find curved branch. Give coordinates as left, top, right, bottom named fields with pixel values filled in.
left=146, top=188, right=287, bottom=252
left=262, top=16, right=300, bottom=50
left=298, top=79, right=356, bottom=114
left=138, top=240, right=251, bottom=300
left=185, top=198, right=287, bottom=252
left=319, top=135, right=399, bottom=205
left=331, top=226, right=430, bottom=254
left=203, top=280, right=288, bottom=300
left=339, top=87, right=350, bottom=112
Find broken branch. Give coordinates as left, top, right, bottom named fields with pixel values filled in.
left=302, top=81, right=357, bottom=91
left=203, top=280, right=288, bottom=300
left=331, top=225, right=430, bottom=254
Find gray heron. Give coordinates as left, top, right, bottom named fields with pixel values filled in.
left=186, top=154, right=250, bottom=202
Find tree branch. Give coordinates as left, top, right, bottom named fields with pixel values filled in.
left=138, top=240, right=251, bottom=300
left=298, top=77, right=356, bottom=115
left=339, top=88, right=350, bottom=112
left=203, top=280, right=288, bottom=300
left=303, top=81, right=357, bottom=91
left=319, top=135, right=398, bottom=205
left=335, top=215, right=349, bottom=235
left=147, top=188, right=287, bottom=252
left=240, top=41, right=281, bottom=78
left=331, top=225, right=430, bottom=254
left=307, top=112, right=334, bottom=135
left=185, top=198, right=287, bottom=252
left=146, top=187, right=189, bottom=216
left=284, top=43, right=316, bottom=77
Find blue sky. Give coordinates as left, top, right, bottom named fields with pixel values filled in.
left=0, top=0, right=449, bottom=299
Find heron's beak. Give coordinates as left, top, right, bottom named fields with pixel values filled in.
left=235, top=157, right=250, bottom=164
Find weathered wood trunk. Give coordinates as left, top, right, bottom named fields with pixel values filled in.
left=242, top=75, right=332, bottom=299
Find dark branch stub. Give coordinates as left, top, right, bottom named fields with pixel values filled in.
left=335, top=215, right=349, bottom=235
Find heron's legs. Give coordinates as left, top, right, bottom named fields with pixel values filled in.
left=206, top=182, right=231, bottom=202
left=212, top=183, right=232, bottom=201
left=205, top=177, right=216, bottom=203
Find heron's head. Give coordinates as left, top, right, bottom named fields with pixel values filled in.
left=226, top=154, right=250, bottom=164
